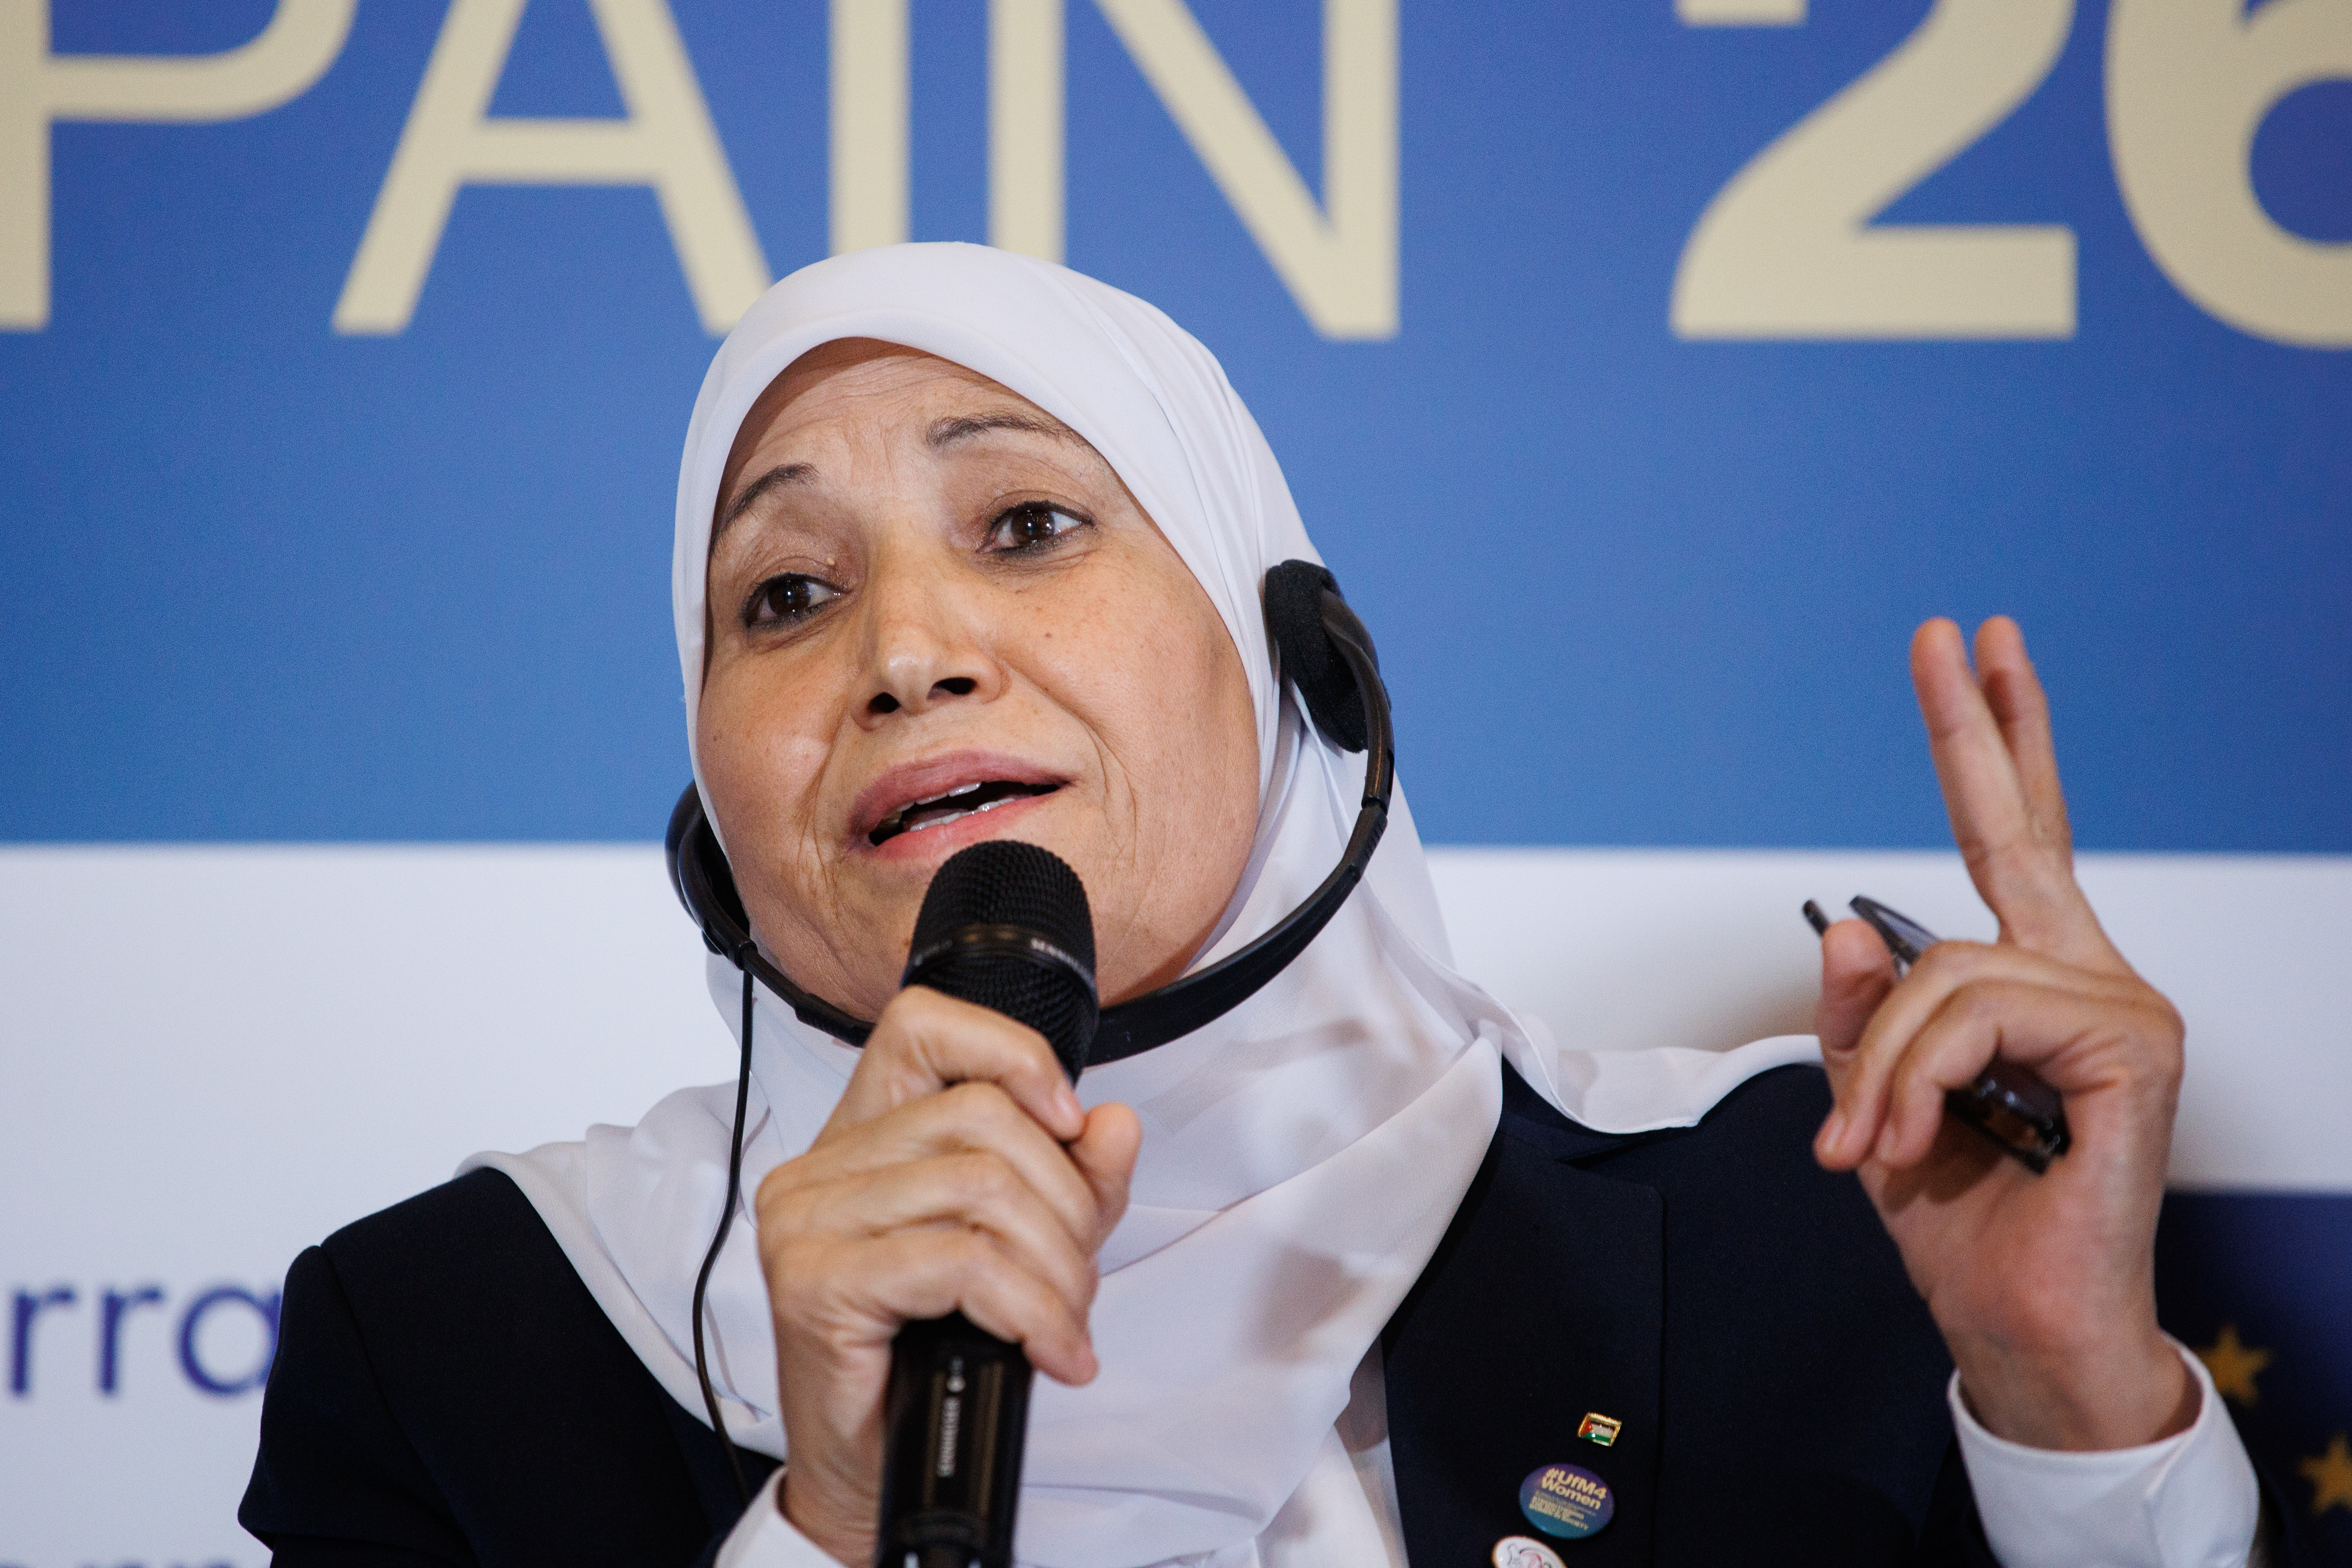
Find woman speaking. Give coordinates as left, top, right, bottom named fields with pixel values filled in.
left=240, top=245, right=2288, bottom=1567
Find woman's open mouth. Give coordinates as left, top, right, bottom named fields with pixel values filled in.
left=867, top=779, right=1062, bottom=847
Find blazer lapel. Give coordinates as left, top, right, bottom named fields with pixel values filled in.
left=1383, top=1114, right=1666, bottom=1566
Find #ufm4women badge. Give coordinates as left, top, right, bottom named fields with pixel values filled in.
left=1517, top=1462, right=1615, bottom=1540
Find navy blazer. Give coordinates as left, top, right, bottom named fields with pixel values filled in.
left=240, top=1063, right=2307, bottom=1565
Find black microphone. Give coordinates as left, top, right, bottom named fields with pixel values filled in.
left=876, top=840, right=1098, bottom=1568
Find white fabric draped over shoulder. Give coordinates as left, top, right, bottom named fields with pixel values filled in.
left=464, top=243, right=1818, bottom=1568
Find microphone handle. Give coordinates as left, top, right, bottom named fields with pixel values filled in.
left=875, top=1310, right=1034, bottom=1568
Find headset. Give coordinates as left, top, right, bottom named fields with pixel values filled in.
left=666, top=559, right=1394, bottom=1064
left=661, top=559, right=1393, bottom=1500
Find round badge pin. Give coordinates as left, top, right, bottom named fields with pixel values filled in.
left=1518, top=1462, right=1615, bottom=1540
left=1492, top=1535, right=1569, bottom=1568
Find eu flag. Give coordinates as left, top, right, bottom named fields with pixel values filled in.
left=2158, top=1194, right=2352, bottom=1562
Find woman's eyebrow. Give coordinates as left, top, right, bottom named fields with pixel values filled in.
left=715, top=461, right=815, bottom=539
left=927, top=411, right=1088, bottom=450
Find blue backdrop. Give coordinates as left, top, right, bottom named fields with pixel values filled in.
left=5, top=0, right=2346, bottom=848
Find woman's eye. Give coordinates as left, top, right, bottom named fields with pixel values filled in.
left=986, top=502, right=1088, bottom=552
left=744, top=573, right=839, bottom=627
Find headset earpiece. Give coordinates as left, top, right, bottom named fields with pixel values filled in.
left=1262, top=560, right=1371, bottom=753
left=665, top=784, right=742, bottom=958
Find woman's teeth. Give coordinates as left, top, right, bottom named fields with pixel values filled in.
left=870, top=779, right=1058, bottom=845
left=912, top=795, right=1011, bottom=832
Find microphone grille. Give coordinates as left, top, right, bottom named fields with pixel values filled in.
left=905, top=840, right=1098, bottom=1079
left=910, top=839, right=1095, bottom=974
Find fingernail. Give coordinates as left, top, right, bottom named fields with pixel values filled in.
left=1054, top=1082, right=1082, bottom=1125
left=1820, top=1108, right=1846, bottom=1152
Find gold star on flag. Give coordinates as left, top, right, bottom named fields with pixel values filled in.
left=2196, top=1324, right=2272, bottom=1406
left=2301, top=1434, right=2352, bottom=1517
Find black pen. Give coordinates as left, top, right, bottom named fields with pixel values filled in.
left=1804, top=897, right=2071, bottom=1174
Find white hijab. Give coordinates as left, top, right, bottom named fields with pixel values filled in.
left=469, top=244, right=1815, bottom=1568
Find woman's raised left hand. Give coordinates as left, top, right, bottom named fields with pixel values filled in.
left=1812, top=616, right=2199, bottom=1452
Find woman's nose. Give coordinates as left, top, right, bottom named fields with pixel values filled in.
left=857, top=568, right=1004, bottom=723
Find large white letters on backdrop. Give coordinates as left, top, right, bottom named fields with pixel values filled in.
left=333, top=0, right=768, bottom=336
left=828, top=0, right=1397, bottom=338
left=8, top=1, right=2348, bottom=347
left=1676, top=0, right=2352, bottom=345
left=0, top=0, right=1391, bottom=343
left=0, top=0, right=354, bottom=330
left=2107, top=0, right=2352, bottom=347
left=1673, top=0, right=2078, bottom=340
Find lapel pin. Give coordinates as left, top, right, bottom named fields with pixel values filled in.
left=1492, top=1536, right=1567, bottom=1568
left=1519, top=1462, right=1615, bottom=1540
left=1576, top=1412, right=1621, bottom=1447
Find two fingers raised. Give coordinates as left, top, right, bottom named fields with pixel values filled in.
left=1910, top=617, right=2118, bottom=973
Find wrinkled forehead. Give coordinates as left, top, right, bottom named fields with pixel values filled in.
left=713, top=339, right=1058, bottom=505
left=672, top=252, right=1286, bottom=789
left=684, top=324, right=1249, bottom=668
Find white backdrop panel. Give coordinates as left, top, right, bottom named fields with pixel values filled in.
left=3, top=846, right=2345, bottom=1567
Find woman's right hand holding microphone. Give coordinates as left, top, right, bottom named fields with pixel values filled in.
left=753, top=985, right=1142, bottom=1565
